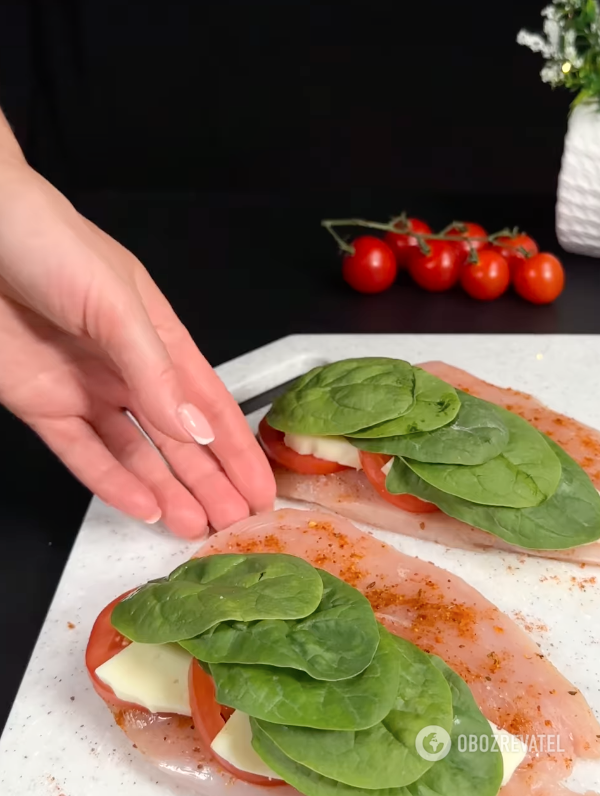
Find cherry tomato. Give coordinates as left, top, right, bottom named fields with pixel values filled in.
left=460, top=250, right=510, bottom=301
left=258, top=416, right=349, bottom=475
left=384, top=218, right=432, bottom=268
left=85, top=590, right=150, bottom=712
left=189, top=660, right=284, bottom=786
left=491, top=234, right=538, bottom=277
left=407, top=241, right=459, bottom=292
left=445, top=222, right=488, bottom=266
left=359, top=451, right=439, bottom=513
left=512, top=253, right=565, bottom=305
left=342, top=236, right=397, bottom=294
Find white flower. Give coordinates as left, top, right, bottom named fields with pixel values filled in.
left=542, top=18, right=562, bottom=55
left=564, top=28, right=585, bottom=68
left=541, top=62, right=563, bottom=85
left=517, top=29, right=554, bottom=58
left=541, top=4, right=558, bottom=21
left=518, top=0, right=600, bottom=95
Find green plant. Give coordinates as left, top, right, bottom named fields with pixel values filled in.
left=111, top=553, right=324, bottom=643
left=209, top=625, right=401, bottom=730
left=517, top=1, right=600, bottom=107
left=267, top=358, right=418, bottom=436
left=386, top=439, right=600, bottom=549
left=345, top=368, right=460, bottom=439
left=350, top=392, right=510, bottom=466
left=402, top=408, right=562, bottom=509
left=181, top=570, right=380, bottom=681
left=250, top=658, right=503, bottom=796
left=252, top=637, right=453, bottom=790
left=407, top=658, right=503, bottom=796
left=267, top=359, right=461, bottom=437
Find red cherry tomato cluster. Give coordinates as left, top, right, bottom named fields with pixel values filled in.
left=327, top=216, right=565, bottom=305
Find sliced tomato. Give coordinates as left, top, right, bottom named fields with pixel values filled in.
left=189, top=660, right=284, bottom=786
left=258, top=416, right=349, bottom=475
left=359, top=451, right=439, bottom=513
left=85, top=590, right=151, bottom=712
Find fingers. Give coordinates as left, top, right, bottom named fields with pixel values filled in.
left=33, top=415, right=161, bottom=524
left=92, top=409, right=209, bottom=540
left=137, top=413, right=252, bottom=531
left=86, top=282, right=215, bottom=449
left=176, top=343, right=277, bottom=514
left=122, top=299, right=275, bottom=513
left=80, top=218, right=275, bottom=514
left=209, top=416, right=277, bottom=514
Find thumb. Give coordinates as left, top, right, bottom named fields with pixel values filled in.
left=92, top=284, right=214, bottom=446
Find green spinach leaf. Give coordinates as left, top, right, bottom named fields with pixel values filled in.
left=111, top=554, right=323, bottom=643
left=253, top=636, right=453, bottom=789
left=250, top=657, right=503, bottom=796
left=210, top=625, right=400, bottom=730
left=406, top=657, right=503, bottom=796
left=386, top=439, right=600, bottom=549
left=267, top=358, right=416, bottom=436
left=403, top=408, right=561, bottom=508
left=351, top=392, right=509, bottom=465
left=182, top=570, right=379, bottom=681
left=251, top=720, right=412, bottom=796
left=347, top=369, right=460, bottom=438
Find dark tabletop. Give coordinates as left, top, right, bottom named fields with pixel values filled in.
left=2, top=189, right=600, bottom=732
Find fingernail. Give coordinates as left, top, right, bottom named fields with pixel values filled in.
left=178, top=403, right=215, bottom=445
left=145, top=509, right=162, bottom=525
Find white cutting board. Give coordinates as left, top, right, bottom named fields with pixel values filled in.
left=2, top=334, right=600, bottom=795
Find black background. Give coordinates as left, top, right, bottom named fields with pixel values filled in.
left=0, top=0, right=574, bottom=195
left=1, top=0, right=599, bottom=732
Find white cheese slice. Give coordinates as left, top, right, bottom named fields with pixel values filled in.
left=381, top=459, right=393, bottom=476
left=95, top=642, right=193, bottom=716
left=211, top=710, right=280, bottom=779
left=284, top=433, right=362, bottom=469
left=488, top=721, right=528, bottom=787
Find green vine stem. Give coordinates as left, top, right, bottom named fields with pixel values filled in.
left=321, top=218, right=529, bottom=261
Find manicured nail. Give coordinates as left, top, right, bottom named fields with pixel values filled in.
left=145, top=509, right=162, bottom=525
left=178, top=403, right=215, bottom=445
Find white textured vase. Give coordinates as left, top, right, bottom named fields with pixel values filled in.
left=556, top=103, right=600, bottom=257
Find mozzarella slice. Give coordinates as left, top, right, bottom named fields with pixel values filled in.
left=488, top=721, right=528, bottom=787
left=381, top=459, right=393, bottom=476
left=211, top=710, right=280, bottom=779
left=95, top=642, right=193, bottom=715
left=284, top=433, right=362, bottom=469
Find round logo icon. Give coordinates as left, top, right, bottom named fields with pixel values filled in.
left=415, top=726, right=452, bottom=762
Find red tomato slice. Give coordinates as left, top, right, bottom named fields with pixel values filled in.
left=88, top=596, right=284, bottom=785
left=359, top=451, right=439, bottom=513
left=258, top=416, right=349, bottom=475
left=189, top=660, right=284, bottom=786
left=85, top=590, right=153, bottom=711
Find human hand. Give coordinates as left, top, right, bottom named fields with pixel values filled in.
left=0, top=158, right=275, bottom=538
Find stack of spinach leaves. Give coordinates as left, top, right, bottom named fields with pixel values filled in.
left=111, top=552, right=504, bottom=796
left=266, top=358, right=600, bottom=550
